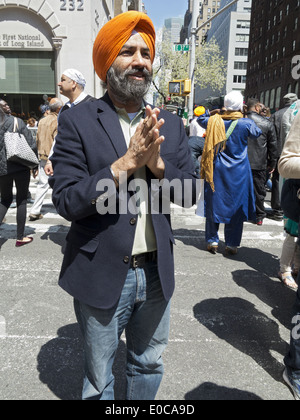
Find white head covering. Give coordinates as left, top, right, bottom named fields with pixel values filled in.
left=224, top=91, right=244, bottom=112
left=63, top=69, right=86, bottom=88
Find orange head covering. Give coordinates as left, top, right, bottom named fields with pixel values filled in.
left=93, top=11, right=156, bottom=82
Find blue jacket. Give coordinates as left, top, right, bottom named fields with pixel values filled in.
left=49, top=93, right=198, bottom=309
left=198, top=112, right=262, bottom=224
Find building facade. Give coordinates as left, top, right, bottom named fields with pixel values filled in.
left=0, top=0, right=144, bottom=117
left=197, top=0, right=221, bottom=45
left=180, top=0, right=221, bottom=46
left=245, top=0, right=300, bottom=111
left=164, top=17, right=184, bottom=44
left=194, top=0, right=252, bottom=106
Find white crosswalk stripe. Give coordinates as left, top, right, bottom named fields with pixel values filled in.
left=1, top=178, right=284, bottom=240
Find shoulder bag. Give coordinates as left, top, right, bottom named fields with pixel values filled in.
left=4, top=117, right=39, bottom=169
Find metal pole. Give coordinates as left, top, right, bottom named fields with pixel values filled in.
left=188, top=0, right=239, bottom=119
left=188, top=0, right=200, bottom=119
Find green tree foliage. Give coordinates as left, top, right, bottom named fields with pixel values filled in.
left=153, top=37, right=227, bottom=106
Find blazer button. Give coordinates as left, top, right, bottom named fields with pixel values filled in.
left=130, top=218, right=137, bottom=225
left=123, top=256, right=130, bottom=264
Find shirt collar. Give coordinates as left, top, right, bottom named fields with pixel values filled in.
left=66, top=91, right=88, bottom=107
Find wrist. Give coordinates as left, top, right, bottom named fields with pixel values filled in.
left=147, top=157, right=165, bottom=180
left=111, top=155, right=137, bottom=178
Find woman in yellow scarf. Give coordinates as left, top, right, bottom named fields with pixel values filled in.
left=197, top=91, right=262, bottom=255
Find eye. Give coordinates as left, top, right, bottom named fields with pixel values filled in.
left=142, top=51, right=151, bottom=59
left=120, top=49, right=133, bottom=56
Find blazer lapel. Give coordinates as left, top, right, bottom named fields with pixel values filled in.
left=95, top=93, right=128, bottom=158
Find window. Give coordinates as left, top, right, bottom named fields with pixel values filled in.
left=260, top=91, right=265, bottom=104
left=265, top=90, right=270, bottom=107
left=0, top=51, right=55, bottom=95
left=236, top=34, right=250, bottom=42
left=275, top=87, right=281, bottom=109
left=234, top=61, right=248, bottom=70
left=233, top=75, right=247, bottom=84
left=235, top=47, right=248, bottom=56
left=237, top=20, right=250, bottom=29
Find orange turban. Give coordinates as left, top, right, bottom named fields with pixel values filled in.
left=93, top=11, right=156, bottom=82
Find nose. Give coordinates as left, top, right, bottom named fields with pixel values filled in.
left=132, top=50, right=147, bottom=68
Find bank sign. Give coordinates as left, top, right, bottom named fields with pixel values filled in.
left=0, top=20, right=53, bottom=50
left=0, top=33, right=46, bottom=49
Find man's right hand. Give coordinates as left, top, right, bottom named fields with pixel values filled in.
left=111, top=106, right=165, bottom=182
left=44, top=160, right=53, bottom=176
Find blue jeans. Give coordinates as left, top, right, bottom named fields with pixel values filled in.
left=188, top=136, right=205, bottom=177
left=74, top=261, right=171, bottom=400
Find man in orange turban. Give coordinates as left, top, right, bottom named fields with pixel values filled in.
left=93, top=11, right=156, bottom=82
left=49, top=10, right=198, bottom=401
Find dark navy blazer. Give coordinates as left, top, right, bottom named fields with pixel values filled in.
left=49, top=93, right=198, bottom=309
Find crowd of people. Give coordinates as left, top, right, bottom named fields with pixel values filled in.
left=189, top=92, right=300, bottom=286
left=1, top=9, right=300, bottom=400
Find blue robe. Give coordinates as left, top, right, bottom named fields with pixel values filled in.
left=198, top=113, right=262, bottom=224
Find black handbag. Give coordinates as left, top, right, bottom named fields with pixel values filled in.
left=281, top=179, right=300, bottom=223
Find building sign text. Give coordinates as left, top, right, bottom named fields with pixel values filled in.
left=0, top=34, right=45, bottom=49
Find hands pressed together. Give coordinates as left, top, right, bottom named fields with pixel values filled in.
left=111, top=105, right=166, bottom=184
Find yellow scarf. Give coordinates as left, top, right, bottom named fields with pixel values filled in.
left=200, top=111, right=243, bottom=192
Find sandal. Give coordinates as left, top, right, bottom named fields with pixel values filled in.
left=278, top=271, right=298, bottom=291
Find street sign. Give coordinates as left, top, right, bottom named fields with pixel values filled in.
left=173, top=44, right=190, bottom=52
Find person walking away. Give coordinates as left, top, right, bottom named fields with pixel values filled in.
left=29, top=98, right=63, bottom=221
left=278, top=111, right=300, bottom=399
left=0, top=108, right=38, bottom=246
left=49, top=11, right=197, bottom=400
left=197, top=91, right=262, bottom=255
left=188, top=106, right=206, bottom=177
left=246, top=98, right=277, bottom=225
left=270, top=93, right=298, bottom=220
left=44, top=69, right=94, bottom=177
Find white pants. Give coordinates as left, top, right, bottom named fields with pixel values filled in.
left=30, top=160, right=50, bottom=216
left=280, top=233, right=300, bottom=274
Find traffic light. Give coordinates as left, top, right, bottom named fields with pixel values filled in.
left=168, top=79, right=191, bottom=96
left=177, top=108, right=184, bottom=117
left=168, top=81, right=182, bottom=95
left=183, top=79, right=191, bottom=94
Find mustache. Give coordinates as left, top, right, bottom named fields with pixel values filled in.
left=125, top=68, right=152, bottom=78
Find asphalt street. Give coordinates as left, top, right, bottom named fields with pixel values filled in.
left=0, top=179, right=296, bottom=400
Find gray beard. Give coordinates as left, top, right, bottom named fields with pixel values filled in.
left=107, top=66, right=152, bottom=105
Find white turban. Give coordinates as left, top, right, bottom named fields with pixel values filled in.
left=224, top=91, right=244, bottom=112
left=63, top=69, right=86, bottom=88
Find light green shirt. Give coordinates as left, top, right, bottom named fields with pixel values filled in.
left=116, top=106, right=157, bottom=255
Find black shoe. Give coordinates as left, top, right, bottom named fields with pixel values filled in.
left=267, top=213, right=283, bottom=221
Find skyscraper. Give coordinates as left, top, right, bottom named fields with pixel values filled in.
left=245, top=0, right=300, bottom=111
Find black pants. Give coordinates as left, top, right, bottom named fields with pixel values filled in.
left=251, top=169, right=267, bottom=221
left=0, top=170, right=30, bottom=240
left=271, top=163, right=283, bottom=214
